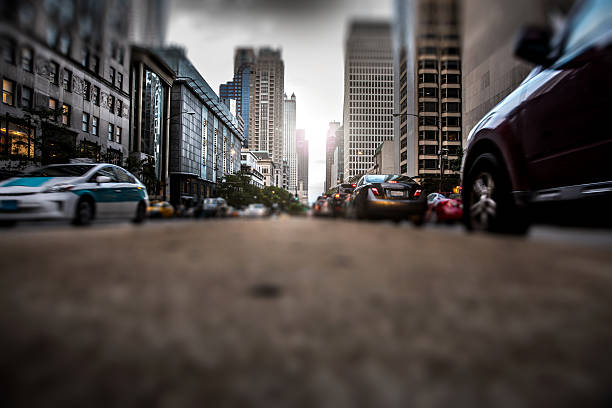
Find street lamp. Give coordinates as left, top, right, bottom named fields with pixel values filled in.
left=392, top=112, right=446, bottom=193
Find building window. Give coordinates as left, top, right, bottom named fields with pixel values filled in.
left=92, top=55, right=99, bottom=74
left=81, top=47, right=89, bottom=68
left=83, top=80, right=91, bottom=101
left=93, top=86, right=100, bottom=105
left=2, top=79, right=15, bottom=106
left=115, top=126, right=121, bottom=143
left=117, top=72, right=123, bottom=90
left=106, top=148, right=123, bottom=165
left=0, top=118, right=35, bottom=158
left=108, top=123, right=114, bottom=141
left=117, top=47, right=124, bottom=64
left=1, top=37, right=15, bottom=64
left=58, top=33, right=71, bottom=55
left=79, top=140, right=100, bottom=161
left=22, top=46, right=33, bottom=72
left=63, top=68, right=72, bottom=92
left=62, top=104, right=70, bottom=125
left=82, top=112, right=90, bottom=132
left=108, top=95, right=115, bottom=112
left=401, top=164, right=407, bottom=174
left=116, top=99, right=122, bottom=117
left=92, top=116, right=99, bottom=136
left=49, top=61, right=59, bottom=85
left=109, top=67, right=115, bottom=85
left=48, top=98, right=57, bottom=121
left=21, top=86, right=32, bottom=109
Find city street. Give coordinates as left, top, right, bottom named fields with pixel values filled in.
left=1, top=218, right=612, bottom=407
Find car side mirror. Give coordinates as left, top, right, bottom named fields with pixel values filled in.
left=96, top=175, right=112, bottom=184
left=514, top=26, right=553, bottom=66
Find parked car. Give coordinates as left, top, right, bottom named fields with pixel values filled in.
left=326, top=183, right=356, bottom=217
left=347, top=174, right=426, bottom=225
left=427, top=193, right=446, bottom=208
left=313, top=195, right=331, bottom=217
left=243, top=203, right=269, bottom=218
left=0, top=163, right=148, bottom=226
left=432, top=197, right=463, bottom=224
left=462, top=0, right=612, bottom=233
left=198, top=197, right=228, bottom=218
left=147, top=201, right=175, bottom=218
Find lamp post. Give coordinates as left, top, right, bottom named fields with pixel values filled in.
left=392, top=112, right=446, bottom=193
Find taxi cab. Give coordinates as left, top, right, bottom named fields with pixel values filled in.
left=0, top=163, right=148, bottom=226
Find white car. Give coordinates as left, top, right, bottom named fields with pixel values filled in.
left=243, top=203, right=269, bottom=218
left=0, top=163, right=148, bottom=226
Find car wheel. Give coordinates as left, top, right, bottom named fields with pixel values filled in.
left=73, top=197, right=94, bottom=226
left=0, top=220, right=17, bottom=228
left=463, top=153, right=529, bottom=234
left=132, top=201, right=147, bottom=224
left=412, top=214, right=425, bottom=227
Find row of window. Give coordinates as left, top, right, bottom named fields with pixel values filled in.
left=419, top=73, right=461, bottom=84
left=418, top=87, right=461, bottom=99
left=418, top=60, right=460, bottom=70
left=1, top=35, right=125, bottom=92
left=418, top=102, right=461, bottom=113
left=418, top=47, right=460, bottom=56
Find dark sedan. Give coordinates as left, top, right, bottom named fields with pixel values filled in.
left=347, top=175, right=426, bottom=225
left=461, top=0, right=612, bottom=233
left=327, top=183, right=356, bottom=217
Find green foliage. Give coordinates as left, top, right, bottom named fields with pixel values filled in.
left=216, top=171, right=307, bottom=214
left=126, top=155, right=160, bottom=196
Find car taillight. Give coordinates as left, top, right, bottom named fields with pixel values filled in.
left=371, top=187, right=380, bottom=196
left=352, top=184, right=357, bottom=187
left=388, top=180, right=397, bottom=183
left=334, top=193, right=340, bottom=199
left=414, top=189, right=422, bottom=198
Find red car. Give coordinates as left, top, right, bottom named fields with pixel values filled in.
left=432, top=197, right=463, bottom=224
left=461, top=0, right=612, bottom=234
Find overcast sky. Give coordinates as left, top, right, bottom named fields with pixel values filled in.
left=167, top=0, right=392, bottom=202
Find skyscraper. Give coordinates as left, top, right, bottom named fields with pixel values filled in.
left=343, top=21, right=395, bottom=181
left=283, top=93, right=297, bottom=193
left=296, top=129, right=309, bottom=205
left=394, top=0, right=462, bottom=186
left=249, top=48, right=284, bottom=186
left=220, top=48, right=255, bottom=147
left=325, top=121, right=340, bottom=191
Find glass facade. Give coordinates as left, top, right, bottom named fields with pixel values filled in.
left=180, top=89, right=203, bottom=176
left=142, top=69, right=165, bottom=180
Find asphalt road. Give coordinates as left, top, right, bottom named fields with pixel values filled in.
left=1, top=218, right=612, bottom=407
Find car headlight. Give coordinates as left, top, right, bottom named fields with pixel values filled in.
left=42, top=184, right=75, bottom=193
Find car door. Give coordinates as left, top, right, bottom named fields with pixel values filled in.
left=112, top=166, right=143, bottom=218
left=86, top=166, right=121, bottom=218
left=519, top=0, right=612, bottom=189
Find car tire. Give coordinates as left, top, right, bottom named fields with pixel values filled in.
left=132, top=201, right=147, bottom=224
left=73, top=197, right=94, bottom=226
left=412, top=214, right=425, bottom=227
left=463, top=153, right=529, bottom=235
left=0, top=220, right=17, bottom=228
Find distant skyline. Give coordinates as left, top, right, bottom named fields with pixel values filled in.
left=167, top=0, right=392, bottom=202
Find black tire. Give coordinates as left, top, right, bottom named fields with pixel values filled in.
left=462, top=153, right=529, bottom=235
left=73, top=197, right=94, bottom=226
left=0, top=220, right=17, bottom=228
left=133, top=201, right=147, bottom=224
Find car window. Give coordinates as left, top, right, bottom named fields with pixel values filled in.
left=89, top=166, right=118, bottom=183
left=563, top=0, right=612, bottom=59
left=113, top=167, right=135, bottom=183
left=24, top=164, right=95, bottom=177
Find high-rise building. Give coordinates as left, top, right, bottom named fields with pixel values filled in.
left=283, top=93, right=297, bottom=193
left=220, top=48, right=255, bottom=147
left=325, top=121, right=340, bottom=191
left=296, top=129, right=309, bottom=205
left=129, top=0, right=169, bottom=47
left=249, top=48, right=284, bottom=187
left=394, top=0, right=462, bottom=187
left=0, top=0, right=132, bottom=176
left=334, top=124, right=345, bottom=184
left=343, top=21, right=395, bottom=181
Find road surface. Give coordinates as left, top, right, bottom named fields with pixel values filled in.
left=1, top=218, right=611, bottom=407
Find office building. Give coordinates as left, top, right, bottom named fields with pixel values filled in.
left=220, top=48, right=255, bottom=147
left=153, top=47, right=244, bottom=207
left=343, top=21, right=394, bottom=181
left=394, top=0, right=462, bottom=187
left=283, top=93, right=297, bottom=193
left=0, top=1, right=131, bottom=176
left=296, top=129, right=309, bottom=205
left=240, top=149, right=264, bottom=188
left=325, top=121, right=340, bottom=190
left=334, top=124, right=345, bottom=184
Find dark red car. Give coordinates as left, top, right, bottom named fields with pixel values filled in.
left=461, top=0, right=612, bottom=234
left=431, top=195, right=463, bottom=224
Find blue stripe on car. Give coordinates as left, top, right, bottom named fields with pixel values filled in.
left=2, top=177, right=55, bottom=187
left=72, top=188, right=147, bottom=202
